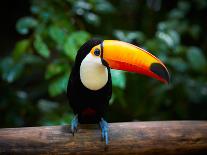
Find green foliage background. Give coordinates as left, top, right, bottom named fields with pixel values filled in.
left=1, top=0, right=207, bottom=127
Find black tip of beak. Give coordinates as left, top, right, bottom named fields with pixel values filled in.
left=150, top=63, right=170, bottom=83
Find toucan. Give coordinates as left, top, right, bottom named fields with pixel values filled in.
left=67, top=39, right=170, bottom=144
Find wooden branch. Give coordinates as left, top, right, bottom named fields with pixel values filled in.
left=0, top=121, right=206, bottom=155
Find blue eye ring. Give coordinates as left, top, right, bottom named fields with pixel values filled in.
left=94, top=48, right=100, bottom=56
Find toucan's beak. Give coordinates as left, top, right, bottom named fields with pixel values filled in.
left=102, top=40, right=170, bottom=83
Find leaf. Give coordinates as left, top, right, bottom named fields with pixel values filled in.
left=168, top=30, right=180, bottom=46
left=63, top=38, right=78, bottom=60
left=127, top=31, right=145, bottom=42
left=16, top=17, right=38, bottom=35
left=64, top=31, right=90, bottom=60
left=168, top=58, right=188, bottom=72
left=34, top=35, right=50, bottom=58
left=61, top=114, right=73, bottom=124
left=48, top=73, right=69, bottom=96
left=94, top=0, right=115, bottom=13
left=74, top=1, right=92, bottom=11
left=156, top=30, right=180, bottom=48
left=12, top=39, right=30, bottom=60
left=84, top=12, right=100, bottom=26
left=174, top=45, right=187, bottom=55
left=114, top=30, right=145, bottom=43
left=158, top=22, right=167, bottom=31
left=178, top=1, right=190, bottom=12
left=111, top=70, right=126, bottom=89
left=168, top=9, right=184, bottom=19
left=189, top=25, right=200, bottom=39
left=48, top=25, right=66, bottom=46
left=0, top=57, right=24, bottom=83
left=20, top=53, right=43, bottom=64
left=144, top=39, right=157, bottom=51
left=45, top=61, right=69, bottom=79
left=186, top=47, right=207, bottom=71
left=38, top=99, right=58, bottom=113
left=113, top=30, right=126, bottom=41
left=31, top=5, right=40, bottom=14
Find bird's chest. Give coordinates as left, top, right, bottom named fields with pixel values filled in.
left=80, top=61, right=108, bottom=91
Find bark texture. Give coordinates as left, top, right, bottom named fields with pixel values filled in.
left=0, top=121, right=207, bottom=154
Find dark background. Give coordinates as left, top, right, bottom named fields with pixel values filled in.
left=0, top=1, right=29, bottom=55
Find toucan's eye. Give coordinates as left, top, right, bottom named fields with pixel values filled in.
left=94, top=49, right=100, bottom=56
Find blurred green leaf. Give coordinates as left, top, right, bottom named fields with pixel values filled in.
left=94, top=0, right=115, bottom=13
left=157, top=32, right=170, bottom=47
left=189, top=25, right=200, bottom=39
left=60, top=114, right=73, bottom=124
left=145, top=39, right=160, bottom=51
left=12, top=39, right=30, bottom=60
left=168, top=30, right=180, bottom=46
left=48, top=25, right=66, bottom=46
left=16, top=17, right=38, bottom=35
left=31, top=5, right=40, bottom=14
left=174, top=45, right=187, bottom=55
left=34, top=35, right=50, bottom=58
left=49, top=73, right=69, bottom=96
left=20, top=53, right=43, bottom=64
left=186, top=47, right=207, bottom=71
left=0, top=57, right=24, bottom=83
left=114, top=30, right=125, bottom=41
left=168, top=9, right=184, bottom=19
left=111, top=70, right=126, bottom=89
left=178, top=1, right=190, bottom=12
left=40, top=113, right=73, bottom=126
left=63, top=39, right=77, bottom=60
left=45, top=61, right=69, bottom=79
left=168, top=58, right=188, bottom=72
left=64, top=31, right=90, bottom=60
left=84, top=13, right=100, bottom=26
left=38, top=99, right=58, bottom=113
left=114, top=30, right=145, bottom=43
left=158, top=22, right=168, bottom=31
left=156, top=30, right=180, bottom=48
left=73, top=1, right=92, bottom=12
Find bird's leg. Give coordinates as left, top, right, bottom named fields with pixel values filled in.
left=71, top=114, right=78, bottom=136
left=99, top=118, right=109, bottom=145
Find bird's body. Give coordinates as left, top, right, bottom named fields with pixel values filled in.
left=67, top=39, right=170, bottom=144
left=67, top=39, right=111, bottom=123
left=67, top=64, right=111, bottom=123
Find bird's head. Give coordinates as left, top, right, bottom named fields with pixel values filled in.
left=75, top=39, right=170, bottom=85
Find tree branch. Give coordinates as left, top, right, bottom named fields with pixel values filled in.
left=0, top=121, right=206, bottom=154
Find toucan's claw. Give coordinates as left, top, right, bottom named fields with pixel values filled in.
left=71, top=115, right=78, bottom=136
left=99, top=118, right=109, bottom=145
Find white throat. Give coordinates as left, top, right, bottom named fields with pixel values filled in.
left=80, top=53, right=108, bottom=90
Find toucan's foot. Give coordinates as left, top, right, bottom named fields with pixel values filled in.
left=71, top=115, right=78, bottom=136
left=99, top=118, right=109, bottom=145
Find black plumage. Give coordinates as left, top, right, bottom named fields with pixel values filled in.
left=67, top=39, right=112, bottom=124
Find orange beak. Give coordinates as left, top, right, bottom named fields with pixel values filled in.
left=102, top=40, right=170, bottom=83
